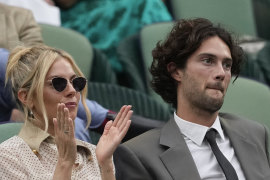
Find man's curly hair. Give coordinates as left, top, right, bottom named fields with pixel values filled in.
left=150, top=18, right=244, bottom=108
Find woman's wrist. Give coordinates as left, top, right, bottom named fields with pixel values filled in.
left=99, top=160, right=114, bottom=174
left=56, top=159, right=74, bottom=169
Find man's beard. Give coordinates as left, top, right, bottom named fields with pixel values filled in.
left=182, top=76, right=225, bottom=113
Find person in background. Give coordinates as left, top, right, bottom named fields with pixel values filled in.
left=114, top=18, right=270, bottom=180
left=0, top=3, right=43, bottom=50
left=60, top=0, right=172, bottom=73
left=0, top=0, right=61, bottom=26
left=0, top=45, right=132, bottom=179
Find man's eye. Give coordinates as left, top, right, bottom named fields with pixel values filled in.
left=202, top=58, right=212, bottom=64
left=223, top=62, right=232, bottom=70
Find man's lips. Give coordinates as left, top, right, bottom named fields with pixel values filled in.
left=207, top=84, right=224, bottom=93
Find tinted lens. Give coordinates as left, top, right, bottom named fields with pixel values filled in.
left=52, top=77, right=67, bottom=92
left=72, top=77, right=86, bottom=92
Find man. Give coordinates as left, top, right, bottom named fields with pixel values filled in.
left=114, top=18, right=270, bottom=180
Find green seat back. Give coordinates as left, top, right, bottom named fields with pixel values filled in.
left=0, top=123, right=22, bottom=143
left=250, top=0, right=270, bottom=40
left=140, top=22, right=174, bottom=105
left=87, top=82, right=172, bottom=144
left=221, top=76, right=270, bottom=130
left=88, top=82, right=171, bottom=121
left=169, top=0, right=257, bottom=36
left=39, top=24, right=93, bottom=79
left=117, top=34, right=148, bottom=93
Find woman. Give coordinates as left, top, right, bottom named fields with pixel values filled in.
left=0, top=45, right=132, bottom=179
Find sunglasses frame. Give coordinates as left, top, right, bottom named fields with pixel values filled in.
left=51, top=77, right=87, bottom=92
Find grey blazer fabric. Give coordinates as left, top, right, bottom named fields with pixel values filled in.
left=0, top=3, right=43, bottom=50
left=114, top=113, right=270, bottom=180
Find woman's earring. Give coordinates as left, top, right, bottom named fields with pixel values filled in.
left=29, top=110, right=34, bottom=119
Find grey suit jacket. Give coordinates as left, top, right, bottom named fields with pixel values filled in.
left=0, top=3, right=43, bottom=50
left=114, top=113, right=270, bottom=180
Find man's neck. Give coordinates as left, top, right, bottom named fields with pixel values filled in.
left=176, top=105, right=218, bottom=127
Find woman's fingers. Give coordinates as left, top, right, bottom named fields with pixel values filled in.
left=68, top=117, right=75, bottom=138
left=55, top=103, right=73, bottom=136
left=57, top=103, right=65, bottom=131
left=112, top=105, right=126, bottom=127
left=114, top=105, right=132, bottom=128
left=63, top=107, right=69, bottom=133
left=119, top=119, right=132, bottom=139
left=56, top=103, right=61, bottom=131
left=118, top=110, right=133, bottom=132
left=53, top=117, right=58, bottom=135
left=103, top=120, right=113, bottom=136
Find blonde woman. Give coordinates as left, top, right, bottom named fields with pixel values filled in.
left=0, top=45, right=132, bottom=180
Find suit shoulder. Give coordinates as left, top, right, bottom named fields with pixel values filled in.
left=220, top=112, right=265, bottom=126
left=122, top=128, right=162, bottom=150
left=219, top=112, right=268, bottom=135
left=0, top=3, right=32, bottom=16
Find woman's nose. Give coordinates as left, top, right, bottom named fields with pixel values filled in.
left=65, top=81, right=76, bottom=96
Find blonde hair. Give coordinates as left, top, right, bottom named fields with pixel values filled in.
left=5, top=45, right=91, bottom=132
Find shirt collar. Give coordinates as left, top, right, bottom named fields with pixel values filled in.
left=18, top=120, right=91, bottom=157
left=174, top=112, right=225, bottom=146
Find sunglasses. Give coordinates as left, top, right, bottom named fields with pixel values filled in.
left=51, top=77, right=87, bottom=92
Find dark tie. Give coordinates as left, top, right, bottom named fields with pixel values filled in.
left=205, top=129, right=238, bottom=180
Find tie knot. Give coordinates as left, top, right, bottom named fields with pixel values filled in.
left=205, top=129, right=217, bottom=144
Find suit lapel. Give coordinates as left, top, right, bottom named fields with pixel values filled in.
left=220, top=116, right=262, bottom=180
left=159, top=118, right=201, bottom=180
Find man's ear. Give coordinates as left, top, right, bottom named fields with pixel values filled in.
left=18, top=89, right=33, bottom=108
left=167, top=62, right=183, bottom=82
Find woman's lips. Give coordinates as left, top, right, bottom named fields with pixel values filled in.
left=64, top=102, right=77, bottom=108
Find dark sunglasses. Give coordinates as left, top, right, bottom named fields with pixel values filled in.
left=51, top=77, right=87, bottom=92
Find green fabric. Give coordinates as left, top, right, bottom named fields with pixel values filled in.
left=61, top=0, right=172, bottom=73
left=253, top=0, right=270, bottom=40
left=117, top=34, right=148, bottom=93
left=257, top=42, right=270, bottom=85
left=87, top=82, right=171, bottom=121
left=90, top=48, right=117, bottom=84
left=239, top=52, right=267, bottom=84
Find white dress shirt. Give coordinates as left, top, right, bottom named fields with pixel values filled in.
left=174, top=112, right=246, bottom=180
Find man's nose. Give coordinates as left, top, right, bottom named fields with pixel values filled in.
left=214, top=63, right=225, bottom=81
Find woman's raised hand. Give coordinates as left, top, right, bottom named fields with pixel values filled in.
left=53, top=103, right=76, bottom=179
left=95, top=105, right=132, bottom=166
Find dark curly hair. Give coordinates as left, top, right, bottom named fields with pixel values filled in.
left=150, top=18, right=244, bottom=108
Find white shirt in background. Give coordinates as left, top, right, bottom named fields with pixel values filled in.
left=0, top=0, right=61, bottom=26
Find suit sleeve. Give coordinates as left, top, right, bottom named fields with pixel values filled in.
left=18, top=9, right=43, bottom=47
left=263, top=125, right=270, bottom=164
left=113, top=144, right=152, bottom=180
